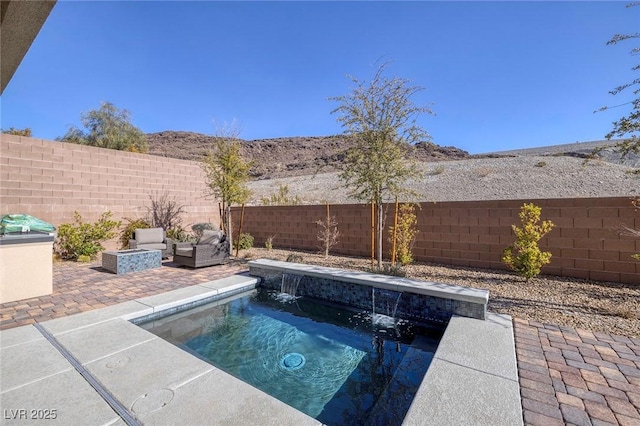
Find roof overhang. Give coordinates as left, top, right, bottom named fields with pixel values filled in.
left=1, top=0, right=56, bottom=95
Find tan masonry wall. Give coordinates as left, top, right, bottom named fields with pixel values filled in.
left=0, top=135, right=219, bottom=249
left=232, top=198, right=640, bottom=284
left=2, top=135, right=637, bottom=284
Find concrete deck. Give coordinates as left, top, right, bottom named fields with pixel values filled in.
left=1, top=274, right=319, bottom=425
left=2, top=259, right=639, bottom=424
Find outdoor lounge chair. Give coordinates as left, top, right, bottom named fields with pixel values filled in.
left=129, top=227, right=173, bottom=259
left=172, top=229, right=230, bottom=268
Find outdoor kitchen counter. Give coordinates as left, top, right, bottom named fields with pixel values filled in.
left=0, top=232, right=55, bottom=304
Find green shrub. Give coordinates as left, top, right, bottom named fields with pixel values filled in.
left=389, top=203, right=418, bottom=266
left=286, top=253, right=304, bottom=263
left=535, top=161, right=547, bottom=168
left=502, top=203, right=555, bottom=281
left=54, top=211, right=120, bottom=261
left=234, top=233, right=254, bottom=250
left=119, top=218, right=151, bottom=249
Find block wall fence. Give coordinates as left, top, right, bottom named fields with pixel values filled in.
left=2, top=135, right=638, bottom=284
left=0, top=135, right=219, bottom=249
left=232, top=199, right=640, bottom=285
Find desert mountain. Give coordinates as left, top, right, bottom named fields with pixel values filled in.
left=145, top=131, right=470, bottom=179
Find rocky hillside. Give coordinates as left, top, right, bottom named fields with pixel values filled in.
left=146, top=131, right=637, bottom=204
left=146, top=131, right=470, bottom=179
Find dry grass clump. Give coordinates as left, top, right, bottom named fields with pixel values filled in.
left=475, top=167, right=493, bottom=178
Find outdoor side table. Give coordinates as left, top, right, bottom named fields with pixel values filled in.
left=101, top=249, right=162, bottom=274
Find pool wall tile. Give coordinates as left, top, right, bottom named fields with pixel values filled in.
left=249, top=260, right=488, bottom=322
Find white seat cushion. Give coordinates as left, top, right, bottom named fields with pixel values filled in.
left=135, top=228, right=164, bottom=244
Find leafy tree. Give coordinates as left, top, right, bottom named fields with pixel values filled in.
left=330, top=62, right=434, bottom=267
left=201, top=125, right=252, bottom=235
left=1, top=127, right=32, bottom=137
left=596, top=3, right=639, bottom=159
left=58, top=102, right=147, bottom=153
left=502, top=203, right=555, bottom=281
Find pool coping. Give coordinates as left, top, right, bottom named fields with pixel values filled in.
left=0, top=272, right=522, bottom=425
left=248, top=258, right=490, bottom=305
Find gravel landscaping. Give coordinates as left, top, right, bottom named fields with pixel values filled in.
left=242, top=248, right=640, bottom=338
left=247, top=154, right=638, bottom=205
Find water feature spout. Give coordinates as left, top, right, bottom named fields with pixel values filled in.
left=280, top=273, right=303, bottom=298
left=371, top=288, right=402, bottom=330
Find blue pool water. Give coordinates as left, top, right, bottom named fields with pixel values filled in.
left=140, top=289, right=443, bottom=425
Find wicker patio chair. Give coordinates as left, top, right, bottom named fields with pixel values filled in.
left=172, top=230, right=230, bottom=268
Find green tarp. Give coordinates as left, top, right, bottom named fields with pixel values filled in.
left=0, top=214, right=56, bottom=235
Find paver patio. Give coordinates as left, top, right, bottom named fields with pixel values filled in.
left=1, top=260, right=639, bottom=425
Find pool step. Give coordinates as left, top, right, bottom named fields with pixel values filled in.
left=365, top=335, right=436, bottom=424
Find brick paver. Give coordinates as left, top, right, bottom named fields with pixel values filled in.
left=514, top=318, right=640, bottom=425
left=0, top=259, right=246, bottom=330
left=2, top=262, right=639, bottom=425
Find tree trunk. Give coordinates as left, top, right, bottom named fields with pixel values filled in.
left=235, top=204, right=245, bottom=257
left=324, top=202, right=330, bottom=258
left=391, top=197, right=399, bottom=265
left=377, top=202, right=383, bottom=268
left=226, top=205, right=232, bottom=254
left=370, top=202, right=375, bottom=267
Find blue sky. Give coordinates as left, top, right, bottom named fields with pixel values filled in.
left=1, top=1, right=638, bottom=154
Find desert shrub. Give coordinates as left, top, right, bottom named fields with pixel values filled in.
left=370, top=263, right=407, bottom=277
left=234, top=233, right=254, bottom=250
left=475, top=167, right=493, bottom=177
left=167, top=225, right=196, bottom=243
left=535, top=161, right=547, bottom=167
left=2, top=127, right=32, bottom=136
left=502, top=203, right=555, bottom=281
left=265, top=235, right=275, bottom=251
left=389, top=203, right=418, bottom=266
left=119, top=218, right=151, bottom=249
left=261, top=184, right=302, bottom=206
left=286, top=253, right=304, bottom=263
left=316, top=209, right=339, bottom=258
left=430, top=165, right=445, bottom=175
left=192, top=222, right=218, bottom=239
left=54, top=211, right=120, bottom=261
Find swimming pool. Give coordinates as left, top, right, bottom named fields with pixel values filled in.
left=140, top=288, right=443, bottom=425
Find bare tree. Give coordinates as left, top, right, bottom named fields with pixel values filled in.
left=316, top=204, right=340, bottom=258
